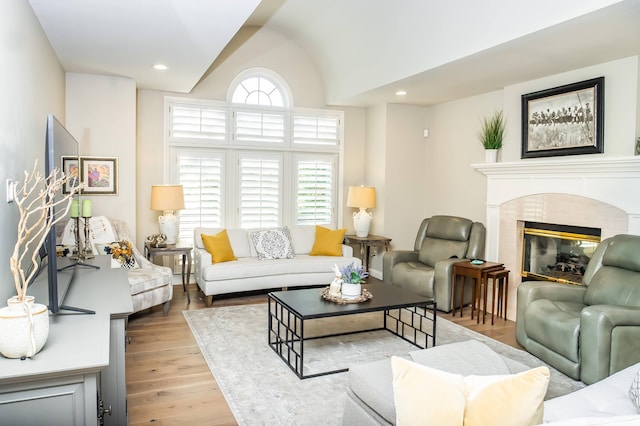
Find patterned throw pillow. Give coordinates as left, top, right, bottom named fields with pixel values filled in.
left=630, top=369, right=640, bottom=412
left=250, top=228, right=295, bottom=260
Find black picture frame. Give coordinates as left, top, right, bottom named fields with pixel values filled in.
left=521, top=77, right=604, bottom=159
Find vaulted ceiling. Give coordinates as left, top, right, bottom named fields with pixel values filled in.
left=28, top=0, right=640, bottom=107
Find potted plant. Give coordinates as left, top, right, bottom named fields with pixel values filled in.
left=0, top=161, right=79, bottom=358
left=339, top=262, right=368, bottom=300
left=478, top=110, right=505, bottom=163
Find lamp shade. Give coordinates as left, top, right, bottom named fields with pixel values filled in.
left=150, top=185, right=185, bottom=212
left=346, top=186, right=376, bottom=209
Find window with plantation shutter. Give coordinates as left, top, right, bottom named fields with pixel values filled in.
left=238, top=154, right=281, bottom=229
left=170, top=104, right=227, bottom=142
left=174, top=149, right=224, bottom=243
left=295, top=155, right=335, bottom=225
left=166, top=68, right=344, bottom=235
left=293, top=114, right=340, bottom=146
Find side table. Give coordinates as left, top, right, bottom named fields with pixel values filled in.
left=145, top=242, right=193, bottom=303
left=452, top=260, right=504, bottom=324
left=343, top=234, right=392, bottom=272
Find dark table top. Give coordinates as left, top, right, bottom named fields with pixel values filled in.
left=268, top=281, right=434, bottom=320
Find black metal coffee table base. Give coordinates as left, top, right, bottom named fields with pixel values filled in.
left=267, top=283, right=436, bottom=379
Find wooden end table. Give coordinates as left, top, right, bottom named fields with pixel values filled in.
left=452, top=260, right=504, bottom=324
left=344, top=234, right=392, bottom=272
left=145, top=242, right=193, bottom=303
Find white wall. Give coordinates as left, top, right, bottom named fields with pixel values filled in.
left=0, top=0, right=66, bottom=303
left=66, top=73, right=137, bottom=237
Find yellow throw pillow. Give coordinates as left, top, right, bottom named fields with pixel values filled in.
left=201, top=230, right=237, bottom=263
left=391, top=356, right=550, bottom=426
left=309, top=225, right=347, bottom=256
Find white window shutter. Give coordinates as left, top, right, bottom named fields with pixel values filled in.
left=235, top=110, right=285, bottom=145
left=239, top=156, right=281, bottom=228
left=296, top=157, right=334, bottom=225
left=293, top=114, right=340, bottom=146
left=170, top=104, right=226, bottom=142
left=177, top=152, right=224, bottom=244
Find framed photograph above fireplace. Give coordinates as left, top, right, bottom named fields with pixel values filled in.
left=521, top=77, right=604, bottom=159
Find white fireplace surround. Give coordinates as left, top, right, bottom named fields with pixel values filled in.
left=473, top=155, right=640, bottom=320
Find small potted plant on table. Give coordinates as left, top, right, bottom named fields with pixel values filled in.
left=339, top=262, right=369, bottom=300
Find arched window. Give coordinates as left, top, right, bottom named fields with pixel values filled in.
left=229, top=68, right=291, bottom=108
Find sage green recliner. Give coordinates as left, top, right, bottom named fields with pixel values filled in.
left=382, top=215, right=486, bottom=313
left=516, top=234, right=640, bottom=385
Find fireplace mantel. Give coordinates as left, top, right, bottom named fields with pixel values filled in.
left=472, top=156, right=640, bottom=222
left=473, top=156, right=640, bottom=177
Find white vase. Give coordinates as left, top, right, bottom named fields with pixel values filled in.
left=0, top=296, right=49, bottom=359
left=341, top=283, right=362, bottom=300
left=485, top=149, right=499, bottom=163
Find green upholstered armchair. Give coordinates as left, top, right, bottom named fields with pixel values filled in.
left=382, top=215, right=486, bottom=313
left=516, top=234, right=640, bottom=385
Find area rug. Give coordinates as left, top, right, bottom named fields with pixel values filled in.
left=183, top=304, right=584, bottom=426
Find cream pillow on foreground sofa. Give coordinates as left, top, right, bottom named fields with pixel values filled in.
left=391, top=356, right=550, bottom=426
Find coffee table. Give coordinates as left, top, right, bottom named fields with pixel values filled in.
left=268, top=282, right=436, bottom=379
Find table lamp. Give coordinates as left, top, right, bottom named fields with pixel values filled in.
left=347, top=186, right=376, bottom=237
left=150, top=184, right=185, bottom=244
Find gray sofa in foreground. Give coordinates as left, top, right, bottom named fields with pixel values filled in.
left=342, top=340, right=640, bottom=425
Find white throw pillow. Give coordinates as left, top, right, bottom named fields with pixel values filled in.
left=629, top=369, right=640, bottom=412
left=391, top=356, right=550, bottom=426
left=249, top=227, right=295, bottom=260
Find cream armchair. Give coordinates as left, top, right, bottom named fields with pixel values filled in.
left=57, top=218, right=173, bottom=315
left=110, top=220, right=173, bottom=315
left=383, top=215, right=486, bottom=312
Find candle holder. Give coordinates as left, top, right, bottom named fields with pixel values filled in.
left=71, top=216, right=82, bottom=259
left=69, top=217, right=95, bottom=261
left=83, top=216, right=95, bottom=259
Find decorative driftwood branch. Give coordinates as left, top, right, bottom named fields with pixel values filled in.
left=9, top=160, right=81, bottom=301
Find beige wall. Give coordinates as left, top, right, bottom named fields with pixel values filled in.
left=502, top=55, right=638, bottom=160
left=66, top=73, right=138, bottom=237
left=135, top=26, right=368, bottom=245
left=0, top=0, right=66, bottom=302
left=377, top=55, right=638, bottom=260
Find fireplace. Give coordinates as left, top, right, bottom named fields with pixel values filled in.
left=473, top=156, right=640, bottom=320
left=521, top=221, right=601, bottom=285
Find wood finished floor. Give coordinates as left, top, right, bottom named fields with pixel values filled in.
left=125, top=281, right=522, bottom=425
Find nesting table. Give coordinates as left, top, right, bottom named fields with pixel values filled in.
left=452, top=260, right=504, bottom=324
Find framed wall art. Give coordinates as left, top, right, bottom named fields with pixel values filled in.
left=80, top=157, right=118, bottom=195
left=61, top=156, right=80, bottom=194
left=521, top=77, right=604, bottom=159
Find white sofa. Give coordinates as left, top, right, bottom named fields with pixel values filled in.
left=543, top=362, right=640, bottom=425
left=194, top=226, right=361, bottom=305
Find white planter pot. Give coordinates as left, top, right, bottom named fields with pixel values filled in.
left=485, top=149, right=499, bottom=163
left=341, top=283, right=362, bottom=300
left=0, top=296, right=49, bottom=358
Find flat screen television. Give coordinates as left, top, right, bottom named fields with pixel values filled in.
left=40, top=114, right=94, bottom=314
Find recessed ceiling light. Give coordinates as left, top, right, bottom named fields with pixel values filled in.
left=395, top=90, right=407, bottom=96
left=153, top=64, right=168, bottom=70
